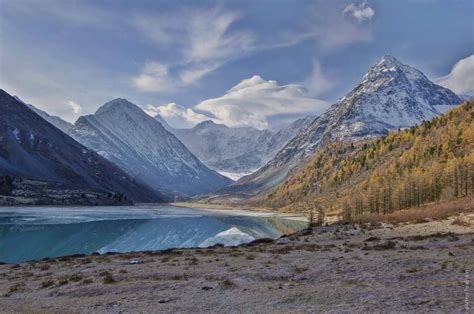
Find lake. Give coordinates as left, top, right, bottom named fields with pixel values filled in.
left=0, top=205, right=306, bottom=263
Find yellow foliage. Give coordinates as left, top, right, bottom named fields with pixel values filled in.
left=253, top=99, right=474, bottom=221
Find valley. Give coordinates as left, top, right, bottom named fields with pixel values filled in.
left=1, top=2, right=473, bottom=312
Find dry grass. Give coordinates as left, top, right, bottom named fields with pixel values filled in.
left=451, top=217, right=472, bottom=227
left=357, top=196, right=474, bottom=225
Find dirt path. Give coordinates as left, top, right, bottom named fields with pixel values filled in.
left=1, top=214, right=473, bottom=313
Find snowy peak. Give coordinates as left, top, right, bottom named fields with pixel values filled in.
left=0, top=89, right=160, bottom=202
left=165, top=115, right=313, bottom=179
left=342, top=54, right=462, bottom=129
left=193, top=120, right=222, bottom=130
left=95, top=98, right=143, bottom=116
left=69, top=98, right=232, bottom=196
left=93, top=98, right=169, bottom=134
left=360, top=55, right=426, bottom=93
left=220, top=55, right=463, bottom=198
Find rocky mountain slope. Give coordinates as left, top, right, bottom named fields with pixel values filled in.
left=0, top=90, right=160, bottom=203
left=68, top=99, right=232, bottom=196
left=213, top=55, right=462, bottom=200
left=12, top=96, right=73, bottom=133
left=162, top=116, right=314, bottom=179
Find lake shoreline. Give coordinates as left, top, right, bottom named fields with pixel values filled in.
left=1, top=211, right=473, bottom=312
left=170, top=201, right=308, bottom=222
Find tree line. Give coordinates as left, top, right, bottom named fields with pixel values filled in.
left=260, top=100, right=474, bottom=222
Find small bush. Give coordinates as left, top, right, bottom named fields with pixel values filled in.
left=102, top=273, right=115, bottom=284
left=364, top=236, right=380, bottom=242
left=171, top=274, right=188, bottom=281
left=69, top=273, right=82, bottom=282
left=363, top=241, right=397, bottom=251
left=7, top=283, right=25, bottom=296
left=39, top=264, right=50, bottom=271
left=57, top=278, right=69, bottom=286
left=293, top=266, right=308, bottom=274
left=220, top=279, right=235, bottom=289
left=41, top=280, right=54, bottom=289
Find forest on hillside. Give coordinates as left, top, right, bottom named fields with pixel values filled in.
left=256, top=100, right=474, bottom=221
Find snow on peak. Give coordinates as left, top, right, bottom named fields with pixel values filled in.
left=95, top=98, right=141, bottom=115
left=69, top=98, right=232, bottom=196
left=379, top=54, right=400, bottom=65
left=368, top=55, right=426, bottom=82
left=195, top=120, right=219, bottom=128
left=228, top=56, right=462, bottom=197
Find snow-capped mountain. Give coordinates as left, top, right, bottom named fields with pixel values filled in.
left=170, top=121, right=272, bottom=176
left=68, top=98, right=232, bottom=196
left=12, top=96, right=73, bottom=133
left=0, top=90, right=160, bottom=202
left=161, top=116, right=314, bottom=180
left=218, top=55, right=462, bottom=198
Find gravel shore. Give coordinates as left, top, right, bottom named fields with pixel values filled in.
left=1, top=213, right=473, bottom=313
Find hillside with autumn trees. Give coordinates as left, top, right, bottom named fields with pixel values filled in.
left=254, top=99, right=474, bottom=221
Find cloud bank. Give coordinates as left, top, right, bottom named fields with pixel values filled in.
left=132, top=8, right=256, bottom=92
left=147, top=75, right=329, bottom=129
left=144, top=103, right=209, bottom=128
left=436, top=55, right=474, bottom=96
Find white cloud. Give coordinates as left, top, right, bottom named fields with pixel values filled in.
left=144, top=103, right=210, bottom=128
left=133, top=62, right=172, bottom=92
left=130, top=4, right=375, bottom=91
left=343, top=2, right=375, bottom=22
left=132, top=8, right=256, bottom=91
left=436, top=55, right=474, bottom=95
left=300, top=60, right=335, bottom=97
left=194, top=75, right=329, bottom=129
left=67, top=100, right=82, bottom=114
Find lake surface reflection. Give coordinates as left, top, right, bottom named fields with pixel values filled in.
left=0, top=205, right=306, bottom=263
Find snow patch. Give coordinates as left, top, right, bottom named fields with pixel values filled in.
left=217, top=170, right=255, bottom=181
left=12, top=128, right=21, bottom=142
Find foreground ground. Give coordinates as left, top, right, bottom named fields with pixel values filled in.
left=1, top=212, right=473, bottom=313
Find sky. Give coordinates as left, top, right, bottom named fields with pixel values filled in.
left=0, top=0, right=473, bottom=130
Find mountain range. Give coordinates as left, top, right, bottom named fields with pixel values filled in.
left=159, top=116, right=314, bottom=180
left=68, top=99, right=232, bottom=196
left=0, top=90, right=160, bottom=203
left=1, top=55, right=465, bottom=205
left=257, top=99, right=473, bottom=217
left=209, top=55, right=462, bottom=201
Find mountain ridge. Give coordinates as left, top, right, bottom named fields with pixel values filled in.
left=255, top=99, right=473, bottom=218
left=69, top=98, right=232, bottom=196
left=208, top=55, right=462, bottom=201
left=0, top=89, right=160, bottom=203
left=162, top=115, right=314, bottom=179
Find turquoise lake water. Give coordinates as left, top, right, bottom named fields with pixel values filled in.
left=0, top=205, right=306, bottom=263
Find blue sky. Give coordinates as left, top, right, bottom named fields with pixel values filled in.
left=0, top=0, right=473, bottom=129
